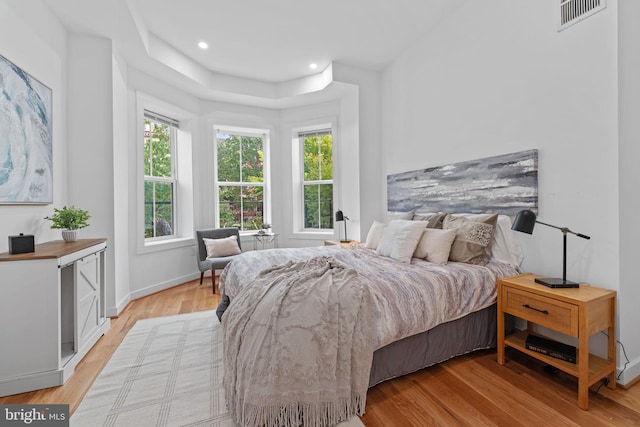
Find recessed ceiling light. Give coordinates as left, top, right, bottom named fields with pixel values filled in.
left=309, top=63, right=318, bottom=69
left=198, top=41, right=208, bottom=49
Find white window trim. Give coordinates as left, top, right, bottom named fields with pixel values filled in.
left=213, top=125, right=271, bottom=235
left=143, top=116, right=178, bottom=242
left=136, top=92, right=195, bottom=255
left=291, top=118, right=338, bottom=239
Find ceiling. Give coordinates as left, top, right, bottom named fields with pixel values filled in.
left=39, top=0, right=464, bottom=106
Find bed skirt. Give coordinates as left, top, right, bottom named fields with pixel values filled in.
left=368, top=304, right=514, bottom=387
left=218, top=297, right=513, bottom=389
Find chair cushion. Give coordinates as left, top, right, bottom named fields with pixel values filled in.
left=203, top=235, right=242, bottom=258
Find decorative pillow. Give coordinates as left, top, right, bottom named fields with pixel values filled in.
left=413, top=212, right=446, bottom=229
left=490, top=215, right=523, bottom=268
left=413, top=228, right=457, bottom=265
left=385, top=211, right=414, bottom=223
left=364, top=221, right=386, bottom=249
left=376, top=219, right=427, bottom=263
left=443, top=214, right=498, bottom=265
left=203, top=235, right=241, bottom=258
left=448, top=213, right=522, bottom=267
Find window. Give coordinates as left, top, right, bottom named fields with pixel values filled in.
left=215, top=128, right=268, bottom=231
left=143, top=111, right=178, bottom=239
left=300, top=129, right=333, bottom=230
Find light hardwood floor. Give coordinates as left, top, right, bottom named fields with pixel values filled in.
left=2, top=278, right=639, bottom=426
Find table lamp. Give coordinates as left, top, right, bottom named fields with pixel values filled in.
left=335, top=210, right=350, bottom=243
left=511, top=209, right=590, bottom=288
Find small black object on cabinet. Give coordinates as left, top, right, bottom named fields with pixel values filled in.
left=8, top=233, right=35, bottom=254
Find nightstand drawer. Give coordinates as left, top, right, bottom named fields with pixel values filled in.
left=503, top=287, right=578, bottom=336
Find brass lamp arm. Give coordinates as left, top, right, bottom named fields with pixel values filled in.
left=535, top=220, right=591, bottom=240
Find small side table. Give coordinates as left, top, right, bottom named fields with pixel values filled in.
left=252, top=233, right=279, bottom=250
left=497, top=273, right=616, bottom=410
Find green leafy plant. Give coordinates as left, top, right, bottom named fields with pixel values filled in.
left=44, top=205, right=91, bottom=230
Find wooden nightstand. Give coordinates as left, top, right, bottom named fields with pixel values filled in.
left=497, top=273, right=616, bottom=410
left=324, top=240, right=359, bottom=246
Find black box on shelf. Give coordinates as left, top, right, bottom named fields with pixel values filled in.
left=8, top=233, right=35, bottom=254
left=525, top=334, right=576, bottom=364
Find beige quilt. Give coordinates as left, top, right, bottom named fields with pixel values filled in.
left=222, top=256, right=374, bottom=427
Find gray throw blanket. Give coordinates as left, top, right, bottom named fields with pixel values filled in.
left=222, top=256, right=374, bottom=427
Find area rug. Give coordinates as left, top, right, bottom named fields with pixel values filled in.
left=72, top=311, right=365, bottom=427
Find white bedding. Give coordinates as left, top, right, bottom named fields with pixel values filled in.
left=220, top=244, right=519, bottom=350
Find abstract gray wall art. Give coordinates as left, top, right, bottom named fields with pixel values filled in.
left=0, top=55, right=53, bottom=203
left=387, top=149, right=538, bottom=216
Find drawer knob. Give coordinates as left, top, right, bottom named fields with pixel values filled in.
left=522, top=303, right=549, bottom=315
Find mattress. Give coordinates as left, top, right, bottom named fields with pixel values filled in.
left=220, top=244, right=518, bottom=350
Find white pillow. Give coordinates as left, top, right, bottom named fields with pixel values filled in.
left=376, top=219, right=427, bottom=263
left=364, top=221, right=386, bottom=249
left=490, top=215, right=523, bottom=268
left=413, top=228, right=457, bottom=265
left=203, top=235, right=241, bottom=258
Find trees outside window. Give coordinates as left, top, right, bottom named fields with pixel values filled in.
left=301, top=130, right=333, bottom=230
left=215, top=129, right=267, bottom=231
left=144, top=112, right=177, bottom=239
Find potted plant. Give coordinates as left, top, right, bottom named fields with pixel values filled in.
left=257, top=223, right=271, bottom=235
left=44, top=205, right=91, bottom=242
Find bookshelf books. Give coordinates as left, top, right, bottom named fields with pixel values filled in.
left=525, top=334, right=576, bottom=364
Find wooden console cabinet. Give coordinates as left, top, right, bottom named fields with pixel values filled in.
left=497, top=273, right=616, bottom=410
left=0, top=239, right=110, bottom=396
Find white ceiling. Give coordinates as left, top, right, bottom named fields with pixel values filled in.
left=40, top=0, right=464, bottom=106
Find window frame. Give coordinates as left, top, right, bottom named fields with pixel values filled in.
left=290, top=118, right=338, bottom=238
left=143, top=112, right=178, bottom=241
left=136, top=92, right=194, bottom=255
left=213, top=126, right=271, bottom=234
left=300, top=129, right=334, bottom=231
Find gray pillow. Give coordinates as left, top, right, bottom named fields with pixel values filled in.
left=413, top=212, right=446, bottom=229
left=385, top=211, right=414, bottom=223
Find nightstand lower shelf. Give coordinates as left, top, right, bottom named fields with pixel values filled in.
left=504, top=330, right=615, bottom=387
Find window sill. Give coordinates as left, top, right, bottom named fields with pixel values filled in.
left=139, top=236, right=194, bottom=255
left=290, top=231, right=335, bottom=240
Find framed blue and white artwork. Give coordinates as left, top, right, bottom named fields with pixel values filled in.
left=0, top=54, right=53, bottom=204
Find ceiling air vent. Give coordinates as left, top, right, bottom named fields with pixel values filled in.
left=559, top=0, right=606, bottom=31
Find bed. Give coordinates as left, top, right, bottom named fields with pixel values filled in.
left=219, top=214, right=522, bottom=387
left=218, top=150, right=538, bottom=426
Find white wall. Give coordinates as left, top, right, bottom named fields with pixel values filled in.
left=112, top=51, right=131, bottom=311
left=617, top=0, right=640, bottom=385
left=381, top=1, right=636, bottom=383
left=0, top=1, right=68, bottom=250
left=332, top=64, right=383, bottom=236
left=67, top=34, right=118, bottom=308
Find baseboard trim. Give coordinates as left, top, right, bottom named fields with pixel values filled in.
left=107, top=294, right=132, bottom=318
left=616, top=357, right=640, bottom=388
left=107, top=272, right=201, bottom=317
